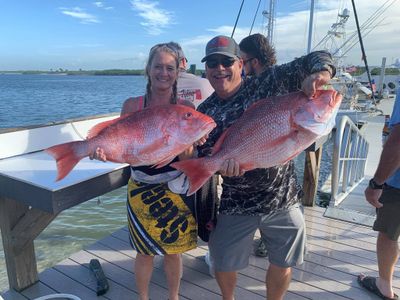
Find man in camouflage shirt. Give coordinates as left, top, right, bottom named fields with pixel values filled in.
left=197, top=35, right=335, bottom=300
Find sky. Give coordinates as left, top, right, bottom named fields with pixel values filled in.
left=0, top=0, right=399, bottom=71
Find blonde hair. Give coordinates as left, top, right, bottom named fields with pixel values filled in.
left=145, top=43, right=179, bottom=105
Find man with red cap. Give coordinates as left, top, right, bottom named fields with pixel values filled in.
left=196, top=35, right=335, bottom=300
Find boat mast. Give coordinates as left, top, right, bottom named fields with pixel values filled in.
left=307, top=0, right=315, bottom=54
left=313, top=7, right=350, bottom=70
left=263, top=0, right=276, bottom=45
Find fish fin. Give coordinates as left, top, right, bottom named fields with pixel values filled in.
left=137, top=137, right=174, bottom=167
left=171, top=157, right=213, bottom=196
left=87, top=114, right=132, bottom=139
left=45, top=140, right=87, bottom=181
left=211, top=129, right=229, bottom=155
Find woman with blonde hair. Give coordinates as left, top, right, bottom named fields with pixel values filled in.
left=92, top=43, right=202, bottom=300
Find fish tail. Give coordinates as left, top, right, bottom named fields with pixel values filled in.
left=171, top=157, right=215, bottom=196
left=45, top=141, right=87, bottom=181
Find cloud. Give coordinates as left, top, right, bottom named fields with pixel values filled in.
left=60, top=7, right=99, bottom=24
left=93, top=1, right=113, bottom=10
left=130, top=0, right=174, bottom=35
left=178, top=0, right=400, bottom=68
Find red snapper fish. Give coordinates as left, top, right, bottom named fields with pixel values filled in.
left=171, top=89, right=342, bottom=195
left=46, top=104, right=216, bottom=181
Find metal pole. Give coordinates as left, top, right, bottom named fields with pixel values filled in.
left=307, top=0, right=315, bottom=53
left=377, top=57, right=386, bottom=99
left=350, top=0, right=377, bottom=103
left=267, top=0, right=275, bottom=44
left=231, top=0, right=245, bottom=38
left=249, top=0, right=262, bottom=35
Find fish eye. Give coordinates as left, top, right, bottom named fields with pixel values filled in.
left=184, top=112, right=193, bottom=119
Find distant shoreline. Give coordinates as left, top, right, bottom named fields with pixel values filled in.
left=1, top=67, right=397, bottom=77
left=0, top=69, right=145, bottom=76
left=0, top=68, right=206, bottom=76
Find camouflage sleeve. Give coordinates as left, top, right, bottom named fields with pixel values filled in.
left=275, top=50, right=335, bottom=91
left=253, top=50, right=336, bottom=98
left=306, top=50, right=336, bottom=77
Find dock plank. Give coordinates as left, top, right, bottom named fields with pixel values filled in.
left=101, top=230, right=261, bottom=300
left=2, top=206, right=400, bottom=299
left=40, top=267, right=107, bottom=300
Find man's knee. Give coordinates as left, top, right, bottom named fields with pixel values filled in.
left=268, top=264, right=291, bottom=277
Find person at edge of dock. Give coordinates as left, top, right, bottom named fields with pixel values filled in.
left=90, top=42, right=207, bottom=300
left=358, top=87, right=400, bottom=300
left=196, top=35, right=335, bottom=300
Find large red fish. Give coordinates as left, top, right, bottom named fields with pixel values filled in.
left=171, top=90, right=342, bottom=195
left=46, top=104, right=216, bottom=181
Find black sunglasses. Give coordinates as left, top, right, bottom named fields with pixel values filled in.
left=206, top=57, right=236, bottom=68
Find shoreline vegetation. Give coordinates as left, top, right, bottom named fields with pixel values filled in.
left=0, top=68, right=206, bottom=76
left=351, top=67, right=399, bottom=76
left=0, top=67, right=398, bottom=77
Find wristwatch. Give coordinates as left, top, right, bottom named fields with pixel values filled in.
left=369, top=178, right=384, bottom=190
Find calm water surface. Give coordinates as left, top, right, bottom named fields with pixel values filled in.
left=0, top=74, right=333, bottom=293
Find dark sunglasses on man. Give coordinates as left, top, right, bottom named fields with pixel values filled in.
left=206, top=57, right=236, bottom=68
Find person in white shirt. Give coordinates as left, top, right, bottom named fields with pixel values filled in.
left=168, top=42, right=214, bottom=108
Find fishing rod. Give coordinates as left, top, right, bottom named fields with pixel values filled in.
left=231, top=0, right=245, bottom=38
left=351, top=0, right=377, bottom=104
left=249, top=0, right=262, bottom=35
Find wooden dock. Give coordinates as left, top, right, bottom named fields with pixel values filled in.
left=2, top=206, right=399, bottom=300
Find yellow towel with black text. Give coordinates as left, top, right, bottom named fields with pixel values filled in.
left=127, top=179, right=197, bottom=255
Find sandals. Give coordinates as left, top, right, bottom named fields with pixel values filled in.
left=255, top=240, right=268, bottom=257
left=357, top=275, right=399, bottom=300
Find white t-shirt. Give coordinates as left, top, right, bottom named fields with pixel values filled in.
left=177, top=71, right=214, bottom=108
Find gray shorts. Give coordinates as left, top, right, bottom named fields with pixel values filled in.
left=373, top=185, right=400, bottom=241
left=208, top=204, right=306, bottom=272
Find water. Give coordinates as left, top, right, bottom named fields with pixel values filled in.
left=0, top=74, right=146, bottom=128
left=0, top=74, right=146, bottom=292
left=0, top=74, right=333, bottom=293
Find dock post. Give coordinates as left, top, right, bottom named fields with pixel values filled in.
left=302, top=147, right=323, bottom=206
left=0, top=197, right=56, bottom=291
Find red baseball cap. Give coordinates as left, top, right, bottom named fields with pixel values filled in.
left=201, top=35, right=240, bottom=62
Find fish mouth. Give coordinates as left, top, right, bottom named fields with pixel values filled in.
left=201, top=120, right=217, bottom=135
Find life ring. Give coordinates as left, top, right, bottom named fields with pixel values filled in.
left=33, top=294, right=81, bottom=300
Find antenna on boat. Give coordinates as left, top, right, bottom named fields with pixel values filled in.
left=350, top=0, right=377, bottom=104
left=231, top=0, right=245, bottom=38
